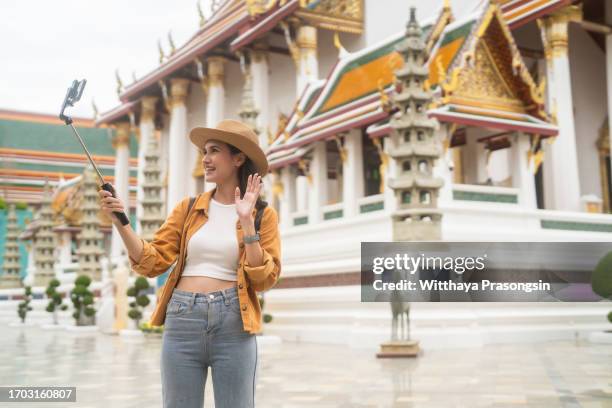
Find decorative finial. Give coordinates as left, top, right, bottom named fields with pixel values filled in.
left=91, top=99, right=99, bottom=120
left=333, top=32, right=349, bottom=58
left=115, top=69, right=124, bottom=96
left=168, top=31, right=176, bottom=55
left=158, top=39, right=166, bottom=64
left=197, top=0, right=207, bottom=27
left=406, top=6, right=421, bottom=38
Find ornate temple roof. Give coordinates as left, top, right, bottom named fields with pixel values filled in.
left=0, top=109, right=139, bottom=204
left=97, top=0, right=365, bottom=121
left=268, top=1, right=558, bottom=169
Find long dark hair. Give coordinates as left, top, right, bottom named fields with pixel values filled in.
left=227, top=143, right=268, bottom=225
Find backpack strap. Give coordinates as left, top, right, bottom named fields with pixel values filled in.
left=254, top=201, right=268, bottom=234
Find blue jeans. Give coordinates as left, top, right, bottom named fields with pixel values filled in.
left=161, top=286, right=258, bottom=408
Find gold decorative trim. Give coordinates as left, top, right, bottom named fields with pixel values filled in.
left=169, top=78, right=190, bottom=109
left=112, top=122, right=131, bottom=149
left=371, top=137, right=388, bottom=194
left=207, top=57, right=226, bottom=88
left=294, top=10, right=363, bottom=34
left=140, top=96, right=158, bottom=124
left=538, top=5, right=582, bottom=58
left=297, top=158, right=312, bottom=185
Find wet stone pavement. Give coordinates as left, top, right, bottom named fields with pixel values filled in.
left=0, top=325, right=611, bottom=408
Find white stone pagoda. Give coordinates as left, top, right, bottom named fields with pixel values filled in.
left=33, top=180, right=57, bottom=287
left=388, top=7, right=444, bottom=241
left=0, top=203, right=22, bottom=288
left=75, top=166, right=105, bottom=281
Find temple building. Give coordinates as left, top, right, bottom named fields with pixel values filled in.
left=1, top=0, right=611, bottom=346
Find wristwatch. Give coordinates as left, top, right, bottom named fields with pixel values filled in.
left=243, top=233, right=260, bottom=244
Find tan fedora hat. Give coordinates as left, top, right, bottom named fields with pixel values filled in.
left=189, top=119, right=269, bottom=177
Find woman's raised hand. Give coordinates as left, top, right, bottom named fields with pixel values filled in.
left=235, top=173, right=262, bottom=220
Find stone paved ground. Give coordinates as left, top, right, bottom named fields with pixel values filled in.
left=0, top=325, right=611, bottom=408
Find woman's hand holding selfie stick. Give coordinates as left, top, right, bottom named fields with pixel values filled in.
left=98, top=186, right=144, bottom=264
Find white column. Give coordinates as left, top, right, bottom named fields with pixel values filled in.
left=111, top=121, right=131, bottom=261
left=540, top=7, right=582, bottom=211
left=279, top=165, right=296, bottom=230
left=308, top=140, right=327, bottom=224
left=383, top=134, right=397, bottom=213
left=296, top=176, right=308, bottom=211
left=342, top=130, right=364, bottom=217
left=434, top=124, right=453, bottom=204
left=511, top=133, right=537, bottom=209
left=296, top=25, right=318, bottom=96
left=137, top=96, right=157, bottom=235
left=250, top=45, right=270, bottom=149
left=166, top=78, right=190, bottom=215
left=205, top=57, right=225, bottom=192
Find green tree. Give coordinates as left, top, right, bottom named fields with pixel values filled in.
left=592, top=251, right=612, bottom=324
left=17, top=286, right=33, bottom=323
left=45, top=279, right=68, bottom=325
left=70, top=275, right=96, bottom=326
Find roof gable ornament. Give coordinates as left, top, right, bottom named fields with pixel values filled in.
left=433, top=3, right=547, bottom=120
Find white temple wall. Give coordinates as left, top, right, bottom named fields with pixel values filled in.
left=569, top=24, right=608, bottom=200
left=224, top=60, right=244, bottom=121
left=267, top=52, right=297, bottom=127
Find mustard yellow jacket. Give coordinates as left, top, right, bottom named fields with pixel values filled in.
left=128, top=187, right=281, bottom=334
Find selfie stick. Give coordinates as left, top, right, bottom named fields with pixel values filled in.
left=59, top=79, right=130, bottom=226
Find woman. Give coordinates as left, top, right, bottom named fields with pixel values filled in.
left=99, top=119, right=281, bottom=408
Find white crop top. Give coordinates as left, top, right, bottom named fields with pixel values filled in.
left=181, top=197, right=239, bottom=280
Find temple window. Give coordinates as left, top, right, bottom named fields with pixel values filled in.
left=420, top=190, right=431, bottom=204
left=402, top=160, right=411, bottom=172
left=402, top=191, right=412, bottom=204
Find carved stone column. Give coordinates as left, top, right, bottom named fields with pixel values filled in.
left=280, top=165, right=296, bottom=230
left=308, top=140, right=327, bottom=224
left=342, top=130, right=364, bottom=217
left=250, top=43, right=270, bottom=149
left=167, top=78, right=190, bottom=214
left=111, top=121, right=131, bottom=262
left=296, top=25, right=318, bottom=96
left=205, top=57, right=226, bottom=192
left=539, top=6, right=582, bottom=211
left=137, top=96, right=157, bottom=235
